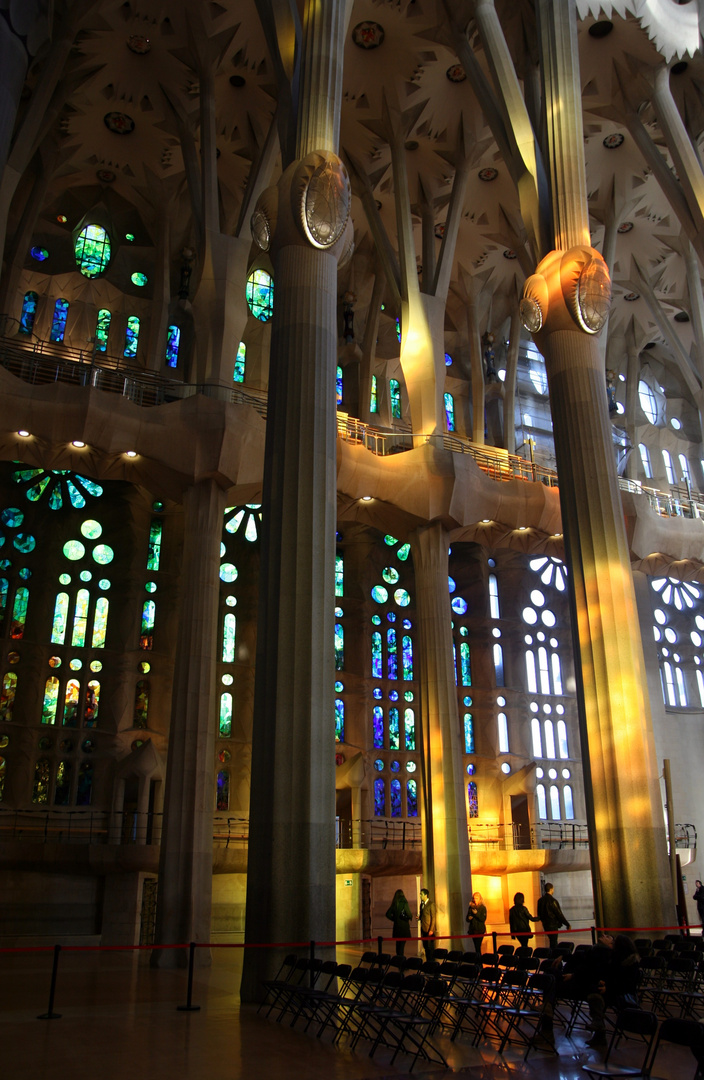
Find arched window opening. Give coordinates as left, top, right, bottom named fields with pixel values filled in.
left=335, top=622, right=344, bottom=671
left=407, top=779, right=418, bottom=817
left=75, top=224, right=111, bottom=278
left=662, top=662, right=676, bottom=706
left=389, top=379, right=402, bottom=419
left=246, top=269, right=274, bottom=321
left=10, top=586, right=28, bottom=639
left=538, top=647, right=551, bottom=695
left=20, top=291, right=38, bottom=335
left=526, top=651, right=537, bottom=694
left=389, top=707, right=400, bottom=750
left=223, top=612, right=236, bottom=663
left=493, top=643, right=505, bottom=687
left=32, top=758, right=51, bottom=803
left=335, top=698, right=344, bottom=743
left=549, top=784, right=561, bottom=820
left=531, top=718, right=542, bottom=757
left=72, top=589, right=90, bottom=647
left=638, top=380, right=657, bottom=423
left=336, top=365, right=343, bottom=407
left=460, top=642, right=471, bottom=686
left=234, top=341, right=246, bottom=382
left=468, top=781, right=478, bottom=818
left=92, top=597, right=109, bottom=648
left=498, top=712, right=509, bottom=754
left=42, top=677, right=60, bottom=725
left=390, top=778, right=402, bottom=816
left=165, top=325, right=180, bottom=367
left=219, top=692, right=232, bottom=738
left=551, top=653, right=563, bottom=695
left=84, top=681, right=100, bottom=727
left=373, top=705, right=384, bottom=749
left=374, top=777, right=385, bottom=816
left=371, top=631, right=382, bottom=678
left=51, top=593, right=69, bottom=644
left=216, top=770, right=230, bottom=811
left=335, top=553, right=344, bottom=597
left=95, top=308, right=111, bottom=352
left=63, top=679, right=80, bottom=727
left=77, top=762, right=93, bottom=806
left=544, top=720, right=556, bottom=758
left=54, top=761, right=72, bottom=805
left=402, top=635, right=413, bottom=680
left=124, top=315, right=140, bottom=359
left=387, top=628, right=397, bottom=679
left=679, top=455, right=691, bottom=485
left=489, top=574, right=500, bottom=618
left=50, top=299, right=69, bottom=343
left=464, top=713, right=474, bottom=753
left=662, top=449, right=676, bottom=485
left=676, top=667, right=688, bottom=707
left=536, top=783, right=547, bottom=819
left=404, top=709, right=415, bottom=751
left=557, top=719, right=569, bottom=758
left=370, top=374, right=378, bottom=413
left=444, top=392, right=455, bottom=431
left=0, top=673, right=17, bottom=721
left=134, top=680, right=149, bottom=728
left=639, top=443, right=653, bottom=479
left=563, top=785, right=574, bottom=819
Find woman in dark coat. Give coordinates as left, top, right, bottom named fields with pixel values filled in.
left=466, top=891, right=487, bottom=953
left=509, top=892, right=537, bottom=948
left=386, top=888, right=412, bottom=956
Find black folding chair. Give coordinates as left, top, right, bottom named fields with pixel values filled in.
left=581, top=1008, right=658, bottom=1079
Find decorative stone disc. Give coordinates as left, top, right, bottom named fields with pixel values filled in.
left=104, top=112, right=135, bottom=134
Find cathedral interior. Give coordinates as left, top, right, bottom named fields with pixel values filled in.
left=1, top=0, right=704, bottom=1003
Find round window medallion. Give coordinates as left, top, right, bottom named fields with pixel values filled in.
left=104, top=111, right=135, bottom=135
left=603, top=132, right=624, bottom=149
left=96, top=169, right=116, bottom=183
left=617, top=221, right=633, bottom=234
left=127, top=34, right=151, bottom=54
left=503, top=249, right=517, bottom=260
left=478, top=167, right=498, bottom=182
left=624, top=292, right=639, bottom=302
left=446, top=64, right=466, bottom=83
left=435, top=222, right=446, bottom=239
left=352, top=21, right=384, bottom=49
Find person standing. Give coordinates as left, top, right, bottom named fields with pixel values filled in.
left=419, top=887, right=437, bottom=961
left=693, top=880, right=704, bottom=926
left=466, top=891, right=487, bottom=953
left=537, top=881, right=571, bottom=950
left=386, top=888, right=412, bottom=956
left=509, top=892, right=537, bottom=948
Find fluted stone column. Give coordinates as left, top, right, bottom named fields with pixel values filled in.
left=523, top=0, right=673, bottom=930
left=411, top=522, right=471, bottom=944
left=152, top=479, right=226, bottom=965
left=240, top=0, right=351, bottom=1001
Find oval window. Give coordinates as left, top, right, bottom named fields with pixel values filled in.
left=74, top=224, right=111, bottom=278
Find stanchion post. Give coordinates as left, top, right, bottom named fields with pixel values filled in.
left=177, top=942, right=201, bottom=1012
left=37, top=943, right=62, bottom=1020
left=492, top=931, right=498, bottom=953
left=591, top=926, right=596, bottom=945
left=378, top=935, right=383, bottom=956
left=309, top=940, right=315, bottom=988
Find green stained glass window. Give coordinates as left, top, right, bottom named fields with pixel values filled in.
left=63, top=678, right=80, bottom=727
left=444, top=392, right=455, bottom=432
left=223, top=613, right=236, bottom=663
left=371, top=586, right=388, bottom=604
left=64, top=541, right=85, bottom=561
left=370, top=374, right=378, bottom=413
left=84, top=680, right=100, bottom=726
left=92, top=544, right=113, bottom=565
left=389, top=707, right=399, bottom=750
left=460, top=641, right=471, bottom=686
left=335, top=622, right=344, bottom=671
left=51, top=592, right=69, bottom=644
left=72, top=589, right=89, bottom=647
left=404, top=708, right=415, bottom=750
left=13, top=533, right=35, bottom=553
left=1, top=508, right=23, bottom=527
left=382, top=567, right=399, bottom=585
left=336, top=365, right=343, bottom=407
left=166, top=325, right=180, bottom=367
left=10, top=586, right=28, bottom=639
left=246, top=269, right=274, bottom=321
left=131, top=272, right=148, bottom=287
left=335, top=698, right=344, bottom=743
left=20, top=291, right=38, bottom=335
left=220, top=563, right=237, bottom=583
left=384, top=535, right=398, bottom=546
left=50, top=299, right=69, bottom=343
left=124, top=315, right=140, bottom=358
left=394, top=589, right=410, bottom=607
left=54, top=760, right=72, bottom=805
left=402, top=635, right=413, bottom=680
left=397, top=543, right=411, bottom=561
left=335, top=554, right=343, bottom=597
left=42, top=676, right=60, bottom=725
left=0, top=673, right=17, bottom=721
left=81, top=520, right=102, bottom=540
left=0, top=578, right=7, bottom=635
left=32, top=758, right=51, bottom=803
left=95, top=309, right=111, bottom=352
left=464, top=713, right=474, bottom=753
left=219, top=692, right=232, bottom=738
left=234, top=341, right=246, bottom=383
left=134, top=680, right=149, bottom=728
left=390, top=379, right=401, bottom=419
left=140, top=600, right=155, bottom=650
left=147, top=521, right=162, bottom=570
left=75, top=224, right=111, bottom=278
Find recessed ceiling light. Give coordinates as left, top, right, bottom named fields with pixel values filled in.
left=361, top=496, right=373, bottom=502
left=17, top=430, right=30, bottom=437
left=125, top=450, right=138, bottom=458
left=72, top=440, right=86, bottom=448
left=481, top=519, right=492, bottom=524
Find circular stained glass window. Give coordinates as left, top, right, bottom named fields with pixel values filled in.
left=246, top=269, right=274, bottom=322
left=222, top=673, right=233, bottom=686
left=152, top=501, right=164, bottom=512
left=1, top=508, right=22, bottom=527
left=31, top=246, right=49, bottom=261
left=373, top=687, right=382, bottom=699
left=0, top=735, right=8, bottom=749
left=522, top=607, right=537, bottom=624
left=530, top=589, right=545, bottom=607
left=81, top=520, right=102, bottom=539
left=403, top=619, right=411, bottom=629
left=38, top=737, right=52, bottom=751
left=18, top=567, right=31, bottom=580
left=226, top=595, right=236, bottom=607
left=131, top=272, right=148, bottom=287
left=404, top=691, right=414, bottom=701
left=467, top=763, right=475, bottom=775
left=59, top=574, right=71, bottom=585
left=90, top=661, right=102, bottom=672
left=334, top=681, right=344, bottom=692
left=60, top=739, right=73, bottom=752
left=82, top=739, right=95, bottom=753
left=541, top=610, right=556, bottom=628
left=374, top=759, right=384, bottom=771
left=138, top=661, right=149, bottom=674
left=8, top=651, right=19, bottom=664
left=125, top=232, right=135, bottom=242
left=80, top=571, right=92, bottom=582
left=48, top=656, right=62, bottom=670
left=69, top=659, right=82, bottom=671
left=389, top=690, right=398, bottom=701
left=390, top=760, right=400, bottom=772
left=448, top=576, right=456, bottom=593
left=98, top=578, right=110, bottom=590
left=394, top=589, right=410, bottom=607
left=145, top=582, right=157, bottom=593
left=63, top=540, right=85, bottom=560
left=371, top=586, right=388, bottom=603
left=372, top=614, right=381, bottom=625
left=75, top=224, right=111, bottom=278
left=536, top=767, right=544, bottom=778
left=387, top=611, right=396, bottom=623
left=220, top=563, right=238, bottom=583
left=92, top=544, right=114, bottom=564
left=218, top=749, right=232, bottom=763
left=452, top=597, right=468, bottom=614
left=562, top=769, right=571, bottom=779
left=13, top=533, right=35, bottom=552
left=501, top=763, right=511, bottom=774
left=382, top=566, right=400, bottom=584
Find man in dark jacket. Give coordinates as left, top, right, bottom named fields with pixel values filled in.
left=537, top=881, right=571, bottom=949
left=419, top=887, right=436, bottom=960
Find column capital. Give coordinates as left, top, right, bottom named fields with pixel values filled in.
left=520, top=246, right=611, bottom=342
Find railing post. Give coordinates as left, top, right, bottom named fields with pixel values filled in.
left=177, top=942, right=201, bottom=1012
left=37, top=944, right=62, bottom=1019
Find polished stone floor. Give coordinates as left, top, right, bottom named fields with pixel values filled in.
left=1, top=945, right=701, bottom=1080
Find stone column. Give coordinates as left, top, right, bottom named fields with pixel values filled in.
left=410, top=522, right=471, bottom=944
left=518, top=0, right=673, bottom=930
left=240, top=0, right=351, bottom=1001
left=152, top=478, right=225, bottom=965
left=503, top=304, right=521, bottom=454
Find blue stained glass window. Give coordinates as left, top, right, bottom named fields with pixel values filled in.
left=370, top=374, right=378, bottom=413
left=390, top=778, right=401, bottom=816
left=373, top=705, right=384, bottom=748
left=452, top=597, right=468, bottom=614
left=444, top=392, right=455, bottom=431
left=165, top=325, right=180, bottom=367
left=402, top=635, right=413, bottom=680
left=335, top=554, right=343, bottom=597
left=395, top=317, right=401, bottom=343
left=464, top=713, right=474, bottom=753
left=336, top=365, right=343, bottom=407
left=445, top=352, right=453, bottom=366
left=390, top=379, right=401, bottom=419
left=371, top=585, right=388, bottom=603
left=335, top=698, right=344, bottom=743
left=389, top=707, right=399, bottom=750
left=461, top=642, right=471, bottom=686
left=468, top=781, right=478, bottom=818
left=335, top=622, right=344, bottom=670
left=453, top=642, right=457, bottom=685
left=50, top=298, right=69, bottom=343
left=75, top=224, right=111, bottom=278
left=387, top=628, right=398, bottom=680
left=124, top=315, right=140, bottom=358
left=374, top=778, right=385, bottom=816
left=31, top=246, right=48, bottom=261
left=140, top=600, right=155, bottom=649
left=20, top=291, right=38, bottom=335
left=405, top=708, right=415, bottom=750
left=372, top=631, right=382, bottom=677
left=95, top=308, right=111, bottom=352
left=216, top=770, right=229, bottom=810
left=246, top=269, right=274, bottom=321
left=0, top=578, right=7, bottom=635
left=234, top=341, right=246, bottom=382
left=407, top=779, right=418, bottom=816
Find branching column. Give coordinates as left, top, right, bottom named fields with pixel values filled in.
left=152, top=478, right=226, bottom=964
left=411, top=522, right=470, bottom=943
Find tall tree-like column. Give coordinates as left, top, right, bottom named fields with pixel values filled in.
left=411, top=523, right=470, bottom=942
left=240, top=0, right=352, bottom=1001
left=152, top=479, right=226, bottom=965
left=519, top=0, right=672, bottom=929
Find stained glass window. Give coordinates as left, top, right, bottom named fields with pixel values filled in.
left=370, top=374, right=378, bottom=413
left=134, top=680, right=149, bottom=728
left=246, top=269, right=274, bottom=321
left=335, top=698, right=344, bottom=743
left=373, top=705, right=384, bottom=748
left=19, top=291, right=38, bottom=335
left=51, top=592, right=69, bottom=644
left=0, top=578, right=6, bottom=636
left=63, top=679, right=80, bottom=727
left=84, top=681, right=100, bottom=726
left=544, top=720, right=556, bottom=758
left=335, top=622, right=344, bottom=671
left=498, top=712, right=509, bottom=753
left=404, top=708, right=415, bottom=750
left=390, top=379, right=401, bottom=419
left=222, top=613, right=236, bottom=663
left=147, top=521, right=162, bottom=570
left=390, top=778, right=402, bottom=817
left=75, top=224, right=111, bottom=278
left=95, top=309, right=111, bottom=352
left=77, top=762, right=93, bottom=805
left=139, top=600, right=155, bottom=650
left=0, top=673, right=17, bottom=721
left=493, top=643, right=505, bottom=687
left=32, top=758, right=50, bottom=803
left=10, top=587, right=28, bottom=639
left=402, top=635, right=413, bottom=680
left=42, top=677, right=60, bottom=725
left=468, top=780, right=478, bottom=818
left=50, top=299, right=69, bottom=343
left=549, top=784, right=560, bottom=820
left=54, top=760, right=72, bottom=805
left=216, top=770, right=230, bottom=811
left=372, top=631, right=382, bottom=678
left=92, top=597, right=108, bottom=648
left=537, top=783, right=547, bottom=819
left=389, top=707, right=399, bottom=750
left=460, top=642, right=471, bottom=686
left=72, top=589, right=89, bottom=647
left=124, top=315, right=140, bottom=358
left=0, top=756, right=4, bottom=801
left=165, top=325, right=180, bottom=367
left=336, top=365, right=343, bottom=406
left=219, top=692, right=232, bottom=738
left=563, top=785, right=574, bottom=819
left=234, top=341, right=246, bottom=382
left=374, top=777, right=385, bottom=816
left=387, top=629, right=397, bottom=679
left=464, top=713, right=474, bottom=753
left=444, top=393, right=455, bottom=431
left=407, top=779, right=417, bottom=817
left=335, top=554, right=343, bottom=597
left=532, top=718, right=542, bottom=757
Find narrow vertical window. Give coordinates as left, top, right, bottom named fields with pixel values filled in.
left=493, top=643, right=505, bottom=687
left=72, top=589, right=90, bottom=647
left=134, top=680, right=149, bottom=728
left=389, top=707, right=400, bottom=750
left=92, top=597, right=109, bottom=648
left=373, top=705, right=384, bottom=748
left=537, top=783, right=547, bottom=819
left=453, top=642, right=458, bottom=685
left=551, top=653, right=563, bottom=695
left=549, top=784, right=561, bottom=820
left=95, top=308, right=111, bottom=352
left=679, top=455, right=691, bottom=484
left=676, top=667, right=688, bottom=707
left=538, top=647, right=551, bottom=695
left=0, top=756, right=5, bottom=801
left=216, top=770, right=230, bottom=810
left=0, top=673, right=17, bottom=721
left=76, top=762, right=93, bottom=806
left=387, top=628, right=397, bottom=679
left=464, top=713, right=474, bottom=753
left=54, top=761, right=72, bottom=805
left=42, top=677, right=60, bottom=725
left=32, top=758, right=51, bottom=803
left=139, top=601, right=155, bottom=650
left=531, top=718, right=542, bottom=757
left=460, top=642, right=471, bottom=686
left=165, top=325, right=180, bottom=367
left=50, top=298, right=69, bottom=343
left=544, top=720, right=556, bottom=758
left=498, top=712, right=509, bottom=753
left=662, top=449, right=676, bottom=485
left=335, top=698, right=344, bottom=743
left=223, top=613, right=236, bottom=663
left=335, top=622, right=344, bottom=670
left=563, top=785, right=574, bottom=819
left=219, top=692, right=232, bottom=737
left=402, top=635, right=413, bottom=680
left=370, top=374, right=378, bottom=413
left=526, top=651, right=537, bottom=694
left=390, top=378, right=401, bottom=419
left=697, top=669, right=704, bottom=707
left=404, top=709, right=415, bottom=751
left=335, top=553, right=344, bottom=597
left=390, top=777, right=401, bottom=816
left=557, top=720, right=569, bottom=758
left=124, top=315, right=140, bottom=358
left=19, top=291, right=38, bottom=335
left=0, top=578, right=7, bottom=635
left=336, top=365, right=343, bottom=406
left=489, top=574, right=500, bottom=618
left=10, top=586, right=28, bottom=639
left=371, top=632, right=382, bottom=678
left=63, top=679, right=80, bottom=726
left=444, top=392, right=455, bottom=432
left=51, top=592, right=69, bottom=644
left=147, top=521, right=162, bottom=570
left=234, top=341, right=246, bottom=382
left=468, top=781, right=478, bottom=818
left=407, top=779, right=418, bottom=817
left=84, top=681, right=100, bottom=726
left=374, top=777, right=385, bottom=816
left=662, top=662, right=676, bottom=706
left=639, top=443, right=652, bottom=479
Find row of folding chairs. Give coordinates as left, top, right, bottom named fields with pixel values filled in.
left=582, top=1009, right=704, bottom=1080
